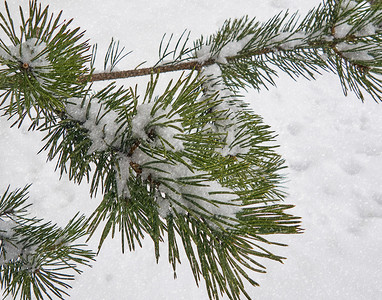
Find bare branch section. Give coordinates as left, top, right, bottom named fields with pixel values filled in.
left=86, top=59, right=215, bottom=82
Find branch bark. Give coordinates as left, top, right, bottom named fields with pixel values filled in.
left=85, top=59, right=215, bottom=82
left=83, top=33, right=376, bottom=83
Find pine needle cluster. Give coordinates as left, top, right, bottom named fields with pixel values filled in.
left=0, top=186, right=95, bottom=299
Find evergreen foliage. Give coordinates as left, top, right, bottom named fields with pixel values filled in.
left=0, top=0, right=89, bottom=126
left=192, top=0, right=382, bottom=101
left=0, top=0, right=380, bottom=299
left=0, top=186, right=95, bottom=300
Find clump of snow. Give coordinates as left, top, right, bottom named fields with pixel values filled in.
left=0, top=38, right=50, bottom=74
left=131, top=102, right=153, bottom=140
left=0, top=219, right=21, bottom=265
left=354, top=23, right=377, bottom=37
left=216, top=35, right=254, bottom=64
left=159, top=177, right=240, bottom=222
left=0, top=218, right=40, bottom=273
left=0, top=47, right=7, bottom=63
left=319, top=52, right=329, bottom=61
left=330, top=1, right=379, bottom=63
left=65, top=97, right=121, bottom=154
left=333, top=22, right=353, bottom=39
left=196, top=35, right=254, bottom=64
left=333, top=0, right=357, bottom=39
left=84, top=102, right=120, bottom=153
left=131, top=102, right=184, bottom=151
left=154, top=160, right=241, bottom=222
left=196, top=44, right=213, bottom=63
left=340, top=0, right=358, bottom=10
left=200, top=64, right=252, bottom=156
left=322, top=35, right=334, bottom=42
left=126, top=143, right=241, bottom=223
left=215, top=43, right=243, bottom=63
left=65, top=97, right=87, bottom=122
left=115, top=155, right=132, bottom=198
left=54, top=234, right=70, bottom=247
left=269, top=31, right=308, bottom=50
left=333, top=0, right=378, bottom=39
left=200, top=64, right=225, bottom=92
left=336, top=42, right=374, bottom=61
left=221, top=125, right=252, bottom=156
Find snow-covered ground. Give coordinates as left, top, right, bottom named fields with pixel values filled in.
left=1, top=0, right=382, bottom=299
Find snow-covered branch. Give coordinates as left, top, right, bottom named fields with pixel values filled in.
left=82, top=0, right=381, bottom=103
left=0, top=186, right=95, bottom=299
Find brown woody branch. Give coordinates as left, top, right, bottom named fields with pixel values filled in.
left=82, top=49, right=277, bottom=83
left=84, top=59, right=215, bottom=82
left=82, top=31, right=374, bottom=83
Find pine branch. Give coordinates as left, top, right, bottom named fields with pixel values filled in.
left=36, top=68, right=301, bottom=300
left=85, top=0, right=382, bottom=102
left=2, top=1, right=380, bottom=299
left=0, top=0, right=90, bottom=125
left=86, top=36, right=371, bottom=83
left=0, top=186, right=95, bottom=300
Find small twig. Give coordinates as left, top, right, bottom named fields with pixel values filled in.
left=130, top=161, right=142, bottom=174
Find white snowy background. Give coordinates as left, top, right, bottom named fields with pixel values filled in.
left=1, top=0, right=382, bottom=299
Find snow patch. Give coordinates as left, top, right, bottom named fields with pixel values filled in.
left=196, top=44, right=213, bottom=63
left=131, top=102, right=185, bottom=151
left=0, top=219, right=21, bottom=265
left=340, top=0, right=358, bottom=10
left=196, top=35, right=254, bottom=64
left=354, top=23, right=377, bottom=37
left=0, top=38, right=50, bottom=74
left=269, top=31, right=308, bottom=50
left=115, top=155, right=131, bottom=198
left=200, top=65, right=252, bottom=156
left=127, top=145, right=241, bottom=223
left=65, top=97, right=122, bottom=154
left=333, top=22, right=353, bottom=39
left=155, top=162, right=241, bottom=222
left=336, top=42, right=374, bottom=61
